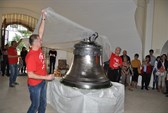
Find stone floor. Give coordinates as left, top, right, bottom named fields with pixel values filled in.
left=0, top=76, right=167, bottom=113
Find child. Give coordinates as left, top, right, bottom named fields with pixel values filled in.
left=121, top=56, right=133, bottom=91
left=141, top=55, right=152, bottom=90
left=18, top=57, right=23, bottom=74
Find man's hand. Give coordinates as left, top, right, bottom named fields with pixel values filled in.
left=28, top=72, right=55, bottom=80
left=16, top=38, right=22, bottom=47
left=46, top=74, right=55, bottom=80
left=42, top=10, right=46, bottom=20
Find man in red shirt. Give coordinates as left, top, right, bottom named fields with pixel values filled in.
left=108, top=47, right=122, bottom=82
left=8, top=39, right=22, bottom=87
left=26, top=11, right=54, bottom=113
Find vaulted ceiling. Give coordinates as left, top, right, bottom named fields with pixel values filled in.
left=0, top=0, right=143, bottom=58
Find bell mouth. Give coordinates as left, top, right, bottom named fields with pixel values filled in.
left=60, top=79, right=112, bottom=89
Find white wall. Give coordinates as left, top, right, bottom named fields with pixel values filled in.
left=57, top=0, right=142, bottom=59
left=152, top=0, right=168, bottom=56
left=0, top=0, right=142, bottom=61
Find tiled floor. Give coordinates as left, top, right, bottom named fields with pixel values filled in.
left=0, top=76, right=168, bottom=113
left=0, top=76, right=55, bottom=113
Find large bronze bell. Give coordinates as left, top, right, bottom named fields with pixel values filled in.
left=60, top=33, right=112, bottom=89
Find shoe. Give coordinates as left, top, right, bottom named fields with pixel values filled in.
left=166, top=95, right=168, bottom=97
left=14, top=82, right=19, bottom=85
left=128, top=88, right=133, bottom=91
left=6, top=74, right=10, bottom=77
left=163, top=92, right=168, bottom=94
left=141, top=87, right=144, bottom=90
left=9, top=84, right=15, bottom=87
left=145, top=88, right=149, bottom=90
left=152, top=88, right=155, bottom=90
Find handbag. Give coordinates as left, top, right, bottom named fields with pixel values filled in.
left=156, top=71, right=165, bottom=76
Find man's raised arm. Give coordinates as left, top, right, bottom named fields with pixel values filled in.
left=38, top=11, right=46, bottom=40
left=16, top=39, right=22, bottom=47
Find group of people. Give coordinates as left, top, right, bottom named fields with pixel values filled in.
left=0, top=10, right=167, bottom=113
left=0, top=40, right=57, bottom=86
left=106, top=47, right=168, bottom=96
left=0, top=44, right=28, bottom=76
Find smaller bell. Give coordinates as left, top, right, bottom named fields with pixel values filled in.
left=61, top=32, right=112, bottom=89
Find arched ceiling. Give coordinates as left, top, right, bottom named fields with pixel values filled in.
left=0, top=0, right=142, bottom=59
left=161, top=40, right=168, bottom=55
left=2, top=13, right=38, bottom=31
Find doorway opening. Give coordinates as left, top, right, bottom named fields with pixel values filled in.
left=5, top=24, right=32, bottom=53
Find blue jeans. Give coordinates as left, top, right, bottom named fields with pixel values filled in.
left=27, top=81, right=47, bottom=113
left=153, top=69, right=158, bottom=89
left=9, top=64, right=18, bottom=85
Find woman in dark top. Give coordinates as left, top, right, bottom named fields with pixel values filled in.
left=20, top=47, right=28, bottom=73
left=160, top=54, right=168, bottom=96
left=49, top=49, right=57, bottom=74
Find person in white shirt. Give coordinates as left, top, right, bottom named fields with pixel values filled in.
left=152, top=56, right=161, bottom=90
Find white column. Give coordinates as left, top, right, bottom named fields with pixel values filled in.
left=144, top=0, right=155, bottom=88
left=144, top=0, right=154, bottom=57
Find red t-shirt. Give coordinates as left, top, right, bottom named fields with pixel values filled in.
left=8, top=47, right=18, bottom=64
left=26, top=48, right=47, bottom=86
left=109, top=53, right=122, bottom=69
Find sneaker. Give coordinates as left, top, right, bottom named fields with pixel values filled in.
left=14, top=82, right=19, bottom=85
